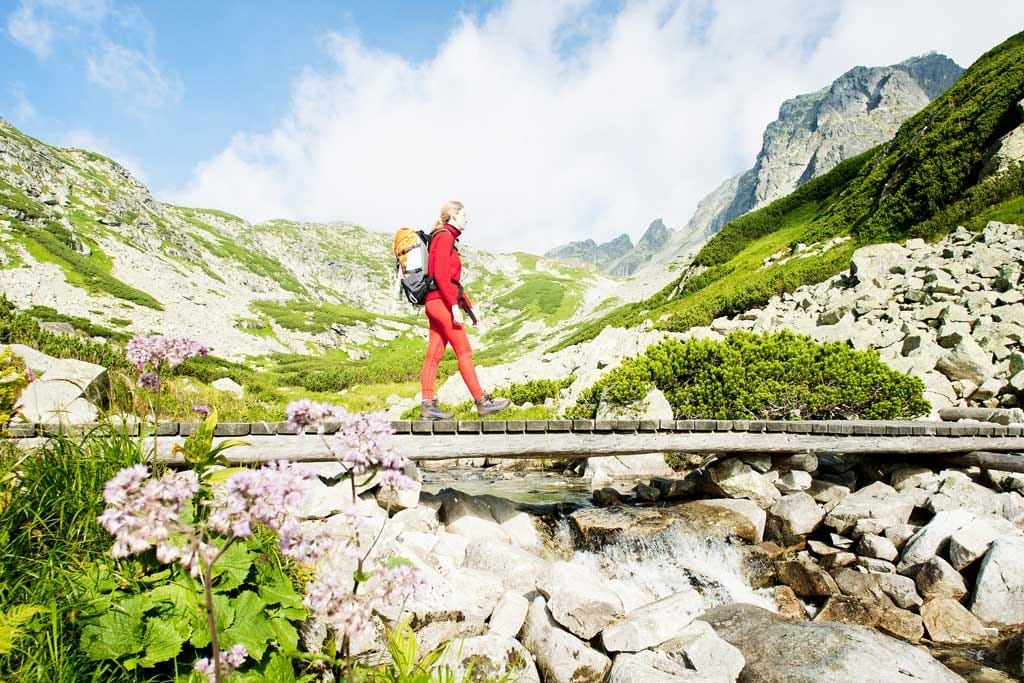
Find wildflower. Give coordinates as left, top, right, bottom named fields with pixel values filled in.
left=126, top=335, right=210, bottom=371
left=25, top=367, right=35, bottom=384
left=194, top=644, right=247, bottom=682
left=285, top=399, right=343, bottom=432
left=138, top=371, right=160, bottom=391
left=193, top=404, right=210, bottom=417
left=97, top=467, right=198, bottom=560
left=330, top=411, right=413, bottom=488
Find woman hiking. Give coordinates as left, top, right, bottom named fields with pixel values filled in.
left=419, top=200, right=510, bottom=420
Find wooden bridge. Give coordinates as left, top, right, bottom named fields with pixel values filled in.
left=7, top=416, right=1024, bottom=471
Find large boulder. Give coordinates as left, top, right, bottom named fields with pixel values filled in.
left=16, top=357, right=107, bottom=424
left=601, top=590, right=706, bottom=653
left=823, top=482, right=914, bottom=536
left=850, top=243, right=910, bottom=287
left=935, top=337, right=996, bottom=386
left=707, top=458, right=781, bottom=508
left=921, top=598, right=989, bottom=644
left=765, top=493, right=824, bottom=546
left=971, top=536, right=1024, bottom=626
left=570, top=502, right=758, bottom=548
left=608, top=650, right=721, bottom=683
left=537, top=561, right=624, bottom=639
left=898, top=509, right=1019, bottom=574
left=657, top=620, right=745, bottom=681
left=702, top=603, right=963, bottom=682
left=520, top=597, right=611, bottom=683
left=462, top=537, right=549, bottom=593
left=438, top=634, right=540, bottom=683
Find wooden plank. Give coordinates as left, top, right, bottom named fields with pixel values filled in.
left=935, top=451, right=1024, bottom=473
left=506, top=420, right=526, bottom=433
left=432, top=421, right=457, bottom=434
left=482, top=421, right=506, bottom=433
left=249, top=421, right=278, bottom=436
left=638, top=420, right=659, bottom=432
left=458, top=421, right=482, bottom=434
left=214, top=422, right=250, bottom=437
left=547, top=420, right=572, bottom=432
left=573, top=420, right=594, bottom=432
left=125, top=431, right=1024, bottom=463
left=526, top=420, right=548, bottom=433
left=411, top=422, right=433, bottom=434
left=614, top=420, right=639, bottom=433
left=390, top=421, right=412, bottom=434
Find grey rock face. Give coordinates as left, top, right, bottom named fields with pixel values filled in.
left=703, top=602, right=963, bottom=682
left=439, top=634, right=540, bottom=683
left=546, top=218, right=676, bottom=277
left=16, top=357, right=107, bottom=424
left=601, top=590, right=705, bottom=652
left=537, top=561, right=624, bottom=639
left=649, top=54, right=961, bottom=277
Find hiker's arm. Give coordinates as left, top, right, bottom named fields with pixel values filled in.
left=433, top=232, right=459, bottom=308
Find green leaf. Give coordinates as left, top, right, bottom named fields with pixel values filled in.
left=81, top=596, right=146, bottom=661
left=212, top=541, right=254, bottom=593
left=138, top=617, right=187, bottom=667
left=148, top=581, right=202, bottom=639
left=256, top=561, right=304, bottom=610
left=268, top=611, right=300, bottom=653
left=0, top=605, right=46, bottom=655
left=222, top=591, right=275, bottom=660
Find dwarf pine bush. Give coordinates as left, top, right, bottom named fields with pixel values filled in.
left=568, top=330, right=930, bottom=421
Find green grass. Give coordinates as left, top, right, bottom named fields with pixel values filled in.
left=251, top=300, right=412, bottom=335
left=180, top=214, right=307, bottom=295
left=24, top=305, right=132, bottom=342
left=968, top=193, right=1024, bottom=228
left=5, top=220, right=164, bottom=310
left=0, top=178, right=45, bottom=219
left=515, top=253, right=539, bottom=270
left=0, top=432, right=149, bottom=682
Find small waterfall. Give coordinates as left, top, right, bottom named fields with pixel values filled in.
left=553, top=521, right=776, bottom=613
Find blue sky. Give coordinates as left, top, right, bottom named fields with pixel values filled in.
left=2, top=0, right=507, bottom=188
left=3, top=1, right=1024, bottom=253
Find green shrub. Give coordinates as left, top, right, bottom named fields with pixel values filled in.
left=494, top=377, right=574, bottom=406
left=568, top=331, right=930, bottom=421
left=0, top=296, right=130, bottom=370
left=0, top=348, right=27, bottom=423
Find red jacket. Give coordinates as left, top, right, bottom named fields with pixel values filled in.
left=426, top=225, right=472, bottom=309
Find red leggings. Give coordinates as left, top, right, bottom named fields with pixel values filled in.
left=420, top=298, right=484, bottom=401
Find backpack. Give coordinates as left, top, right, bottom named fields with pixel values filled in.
left=393, top=227, right=435, bottom=305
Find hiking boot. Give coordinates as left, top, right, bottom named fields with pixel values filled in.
left=420, top=399, right=454, bottom=420
left=475, top=394, right=510, bottom=417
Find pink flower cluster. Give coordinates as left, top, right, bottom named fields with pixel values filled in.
left=285, top=401, right=413, bottom=490
left=303, top=561, right=426, bottom=642
left=97, top=465, right=199, bottom=562
left=285, top=399, right=345, bottom=432
left=126, top=335, right=210, bottom=371
left=194, top=644, right=247, bottom=682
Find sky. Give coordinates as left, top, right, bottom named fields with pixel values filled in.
left=3, top=1, right=1023, bottom=255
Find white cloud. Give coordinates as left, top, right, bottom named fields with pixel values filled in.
left=6, top=0, right=179, bottom=114
left=61, top=128, right=148, bottom=183
left=10, top=83, right=36, bottom=123
left=7, top=3, right=54, bottom=58
left=171, top=0, right=1024, bottom=255
left=86, top=41, right=183, bottom=110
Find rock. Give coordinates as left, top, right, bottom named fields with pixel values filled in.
left=607, top=650, right=717, bottom=683
left=488, top=591, right=530, bottom=639
left=856, top=534, right=899, bottom=562
left=633, top=483, right=660, bottom=502
left=875, top=608, right=925, bottom=643
left=570, top=501, right=759, bottom=548
left=814, top=595, right=883, bottom=627
left=856, top=557, right=897, bottom=574
left=765, top=493, right=824, bottom=546
left=823, top=482, right=914, bottom=535
left=775, top=558, right=840, bottom=598
left=462, top=538, right=548, bottom=593
left=16, top=357, right=107, bottom=424
left=601, top=590, right=705, bottom=652
left=776, top=470, right=813, bottom=493
left=971, top=536, right=1024, bottom=626
left=390, top=566, right=503, bottom=631
left=698, top=498, right=766, bottom=543
left=774, top=585, right=808, bottom=621
left=657, top=619, right=746, bottom=681
left=948, top=516, right=1022, bottom=570
left=375, top=477, right=421, bottom=512
left=884, top=524, right=919, bottom=550
left=875, top=573, right=923, bottom=611
left=537, top=561, right=624, bottom=639
left=649, top=477, right=697, bottom=500
left=915, top=557, right=968, bottom=601
left=1, top=343, right=61, bottom=374
left=211, top=377, right=243, bottom=398
left=446, top=515, right=511, bottom=543
left=37, top=321, right=76, bottom=337
left=703, top=602, right=964, bottom=682
left=439, top=634, right=540, bottom=683
left=585, top=453, right=675, bottom=484
left=741, top=454, right=773, bottom=473
left=499, top=511, right=544, bottom=550
left=1002, top=631, right=1024, bottom=678
left=890, top=466, right=939, bottom=491
left=395, top=530, right=469, bottom=570
left=921, top=598, right=989, bottom=644
left=833, top=569, right=895, bottom=606
left=807, top=479, right=850, bottom=505
left=851, top=243, right=910, bottom=286
left=936, top=337, right=996, bottom=385
left=707, top=458, right=781, bottom=507
left=593, top=487, right=624, bottom=505
left=520, top=597, right=611, bottom=683
left=897, top=509, right=1017, bottom=574
left=388, top=506, right=439, bottom=534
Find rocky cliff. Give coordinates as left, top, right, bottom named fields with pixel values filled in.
left=546, top=218, right=674, bottom=277
left=643, top=53, right=963, bottom=279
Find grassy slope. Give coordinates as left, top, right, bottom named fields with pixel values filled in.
left=553, top=30, right=1024, bottom=351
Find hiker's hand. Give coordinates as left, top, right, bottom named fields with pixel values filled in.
left=451, top=306, right=465, bottom=327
